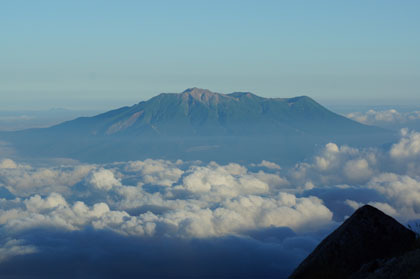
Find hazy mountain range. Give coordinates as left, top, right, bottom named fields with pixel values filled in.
left=0, top=88, right=394, bottom=164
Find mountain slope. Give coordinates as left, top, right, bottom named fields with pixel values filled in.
left=0, top=88, right=394, bottom=163
left=47, top=88, right=381, bottom=137
left=290, top=205, right=416, bottom=279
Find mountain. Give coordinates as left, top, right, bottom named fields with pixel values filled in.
left=289, top=205, right=416, bottom=279
left=0, top=88, right=394, bottom=163
left=45, top=87, right=381, bottom=137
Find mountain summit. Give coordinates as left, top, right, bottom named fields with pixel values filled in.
left=181, top=87, right=220, bottom=102
left=181, top=87, right=257, bottom=105
left=1, top=88, right=393, bottom=163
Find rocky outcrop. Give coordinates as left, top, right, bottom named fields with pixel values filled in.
left=289, top=205, right=416, bottom=279
left=351, top=248, right=420, bottom=279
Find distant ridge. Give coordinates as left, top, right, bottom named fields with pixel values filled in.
left=47, top=88, right=380, bottom=137
left=0, top=88, right=394, bottom=163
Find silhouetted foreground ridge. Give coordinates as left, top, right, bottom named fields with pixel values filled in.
left=290, top=205, right=416, bottom=279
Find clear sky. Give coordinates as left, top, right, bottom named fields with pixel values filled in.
left=1, top=0, right=420, bottom=109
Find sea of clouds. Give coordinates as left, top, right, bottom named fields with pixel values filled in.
left=1, top=129, right=420, bottom=278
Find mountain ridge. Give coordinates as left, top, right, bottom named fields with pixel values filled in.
left=0, top=88, right=395, bottom=163
left=48, top=88, right=377, bottom=137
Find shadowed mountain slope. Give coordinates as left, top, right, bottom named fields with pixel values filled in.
left=290, top=205, right=416, bottom=279
left=0, top=88, right=394, bottom=163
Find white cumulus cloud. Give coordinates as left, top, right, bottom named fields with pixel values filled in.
left=88, top=168, right=121, bottom=191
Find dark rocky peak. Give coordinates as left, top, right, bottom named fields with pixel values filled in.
left=290, top=205, right=416, bottom=279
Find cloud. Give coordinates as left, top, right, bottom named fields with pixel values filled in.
left=0, top=163, right=94, bottom=196
left=0, top=239, right=37, bottom=263
left=179, top=162, right=271, bottom=200
left=390, top=129, right=420, bottom=160
left=343, top=158, right=373, bottom=182
left=0, top=159, right=17, bottom=169
left=0, top=164, right=330, bottom=277
left=1, top=194, right=128, bottom=234
left=367, top=173, right=420, bottom=219
left=125, top=159, right=184, bottom=187
left=254, top=160, right=282, bottom=170
left=288, top=130, right=420, bottom=191
left=346, top=109, right=420, bottom=125
left=1, top=191, right=332, bottom=240
left=88, top=168, right=121, bottom=191
left=283, top=130, right=420, bottom=224
left=24, top=192, right=68, bottom=212
left=387, top=129, right=420, bottom=176
left=1, top=130, right=420, bottom=276
left=289, top=143, right=379, bottom=188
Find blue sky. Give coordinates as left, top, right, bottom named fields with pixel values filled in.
left=1, top=0, right=420, bottom=109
